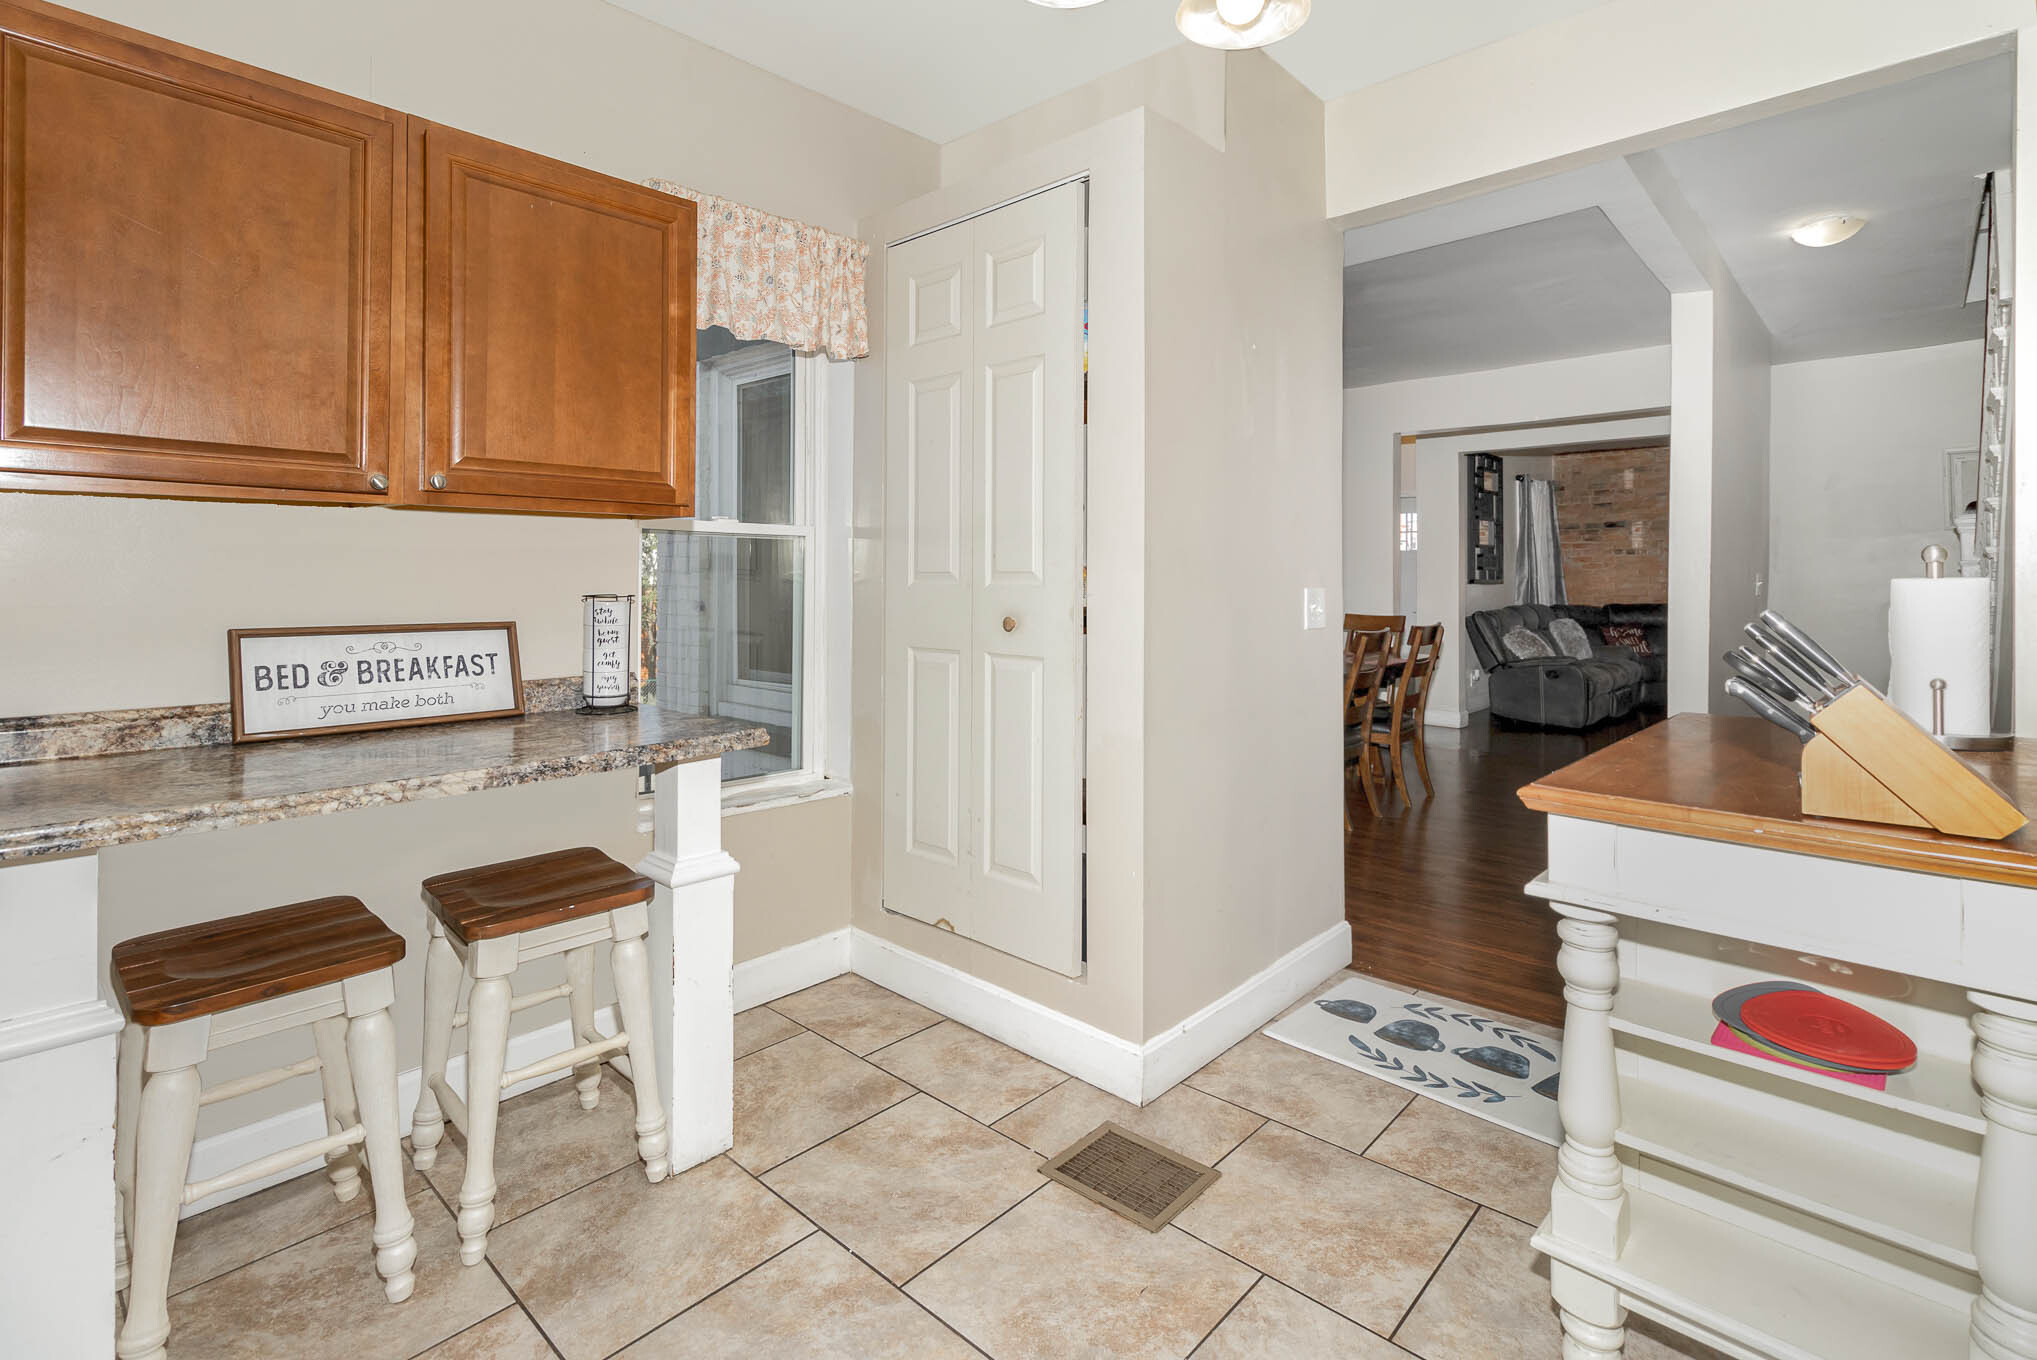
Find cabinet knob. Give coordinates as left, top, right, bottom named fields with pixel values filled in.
left=367, top=473, right=388, bottom=492
left=429, top=474, right=448, bottom=490
left=1002, top=616, right=1017, bottom=633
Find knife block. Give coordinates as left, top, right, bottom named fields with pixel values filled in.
left=1801, top=686, right=2026, bottom=838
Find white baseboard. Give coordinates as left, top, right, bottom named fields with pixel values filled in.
left=182, top=1003, right=615, bottom=1219
left=847, top=921, right=1352, bottom=1106
left=732, top=927, right=852, bottom=1010
left=1425, top=707, right=1471, bottom=729
left=184, top=916, right=1352, bottom=1215
left=849, top=929, right=1146, bottom=1101
left=1137, top=920, right=1352, bottom=1101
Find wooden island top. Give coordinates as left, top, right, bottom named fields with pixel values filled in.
left=1519, top=712, right=2037, bottom=890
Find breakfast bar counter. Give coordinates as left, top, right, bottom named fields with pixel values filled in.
left=0, top=706, right=767, bottom=861
left=1518, top=714, right=2037, bottom=1360
left=0, top=704, right=768, bottom=1358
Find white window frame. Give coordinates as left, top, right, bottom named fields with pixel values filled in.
left=645, top=344, right=834, bottom=809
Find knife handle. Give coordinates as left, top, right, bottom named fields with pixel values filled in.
left=1727, top=677, right=1816, bottom=742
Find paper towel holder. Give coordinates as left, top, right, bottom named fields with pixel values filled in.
left=1914, top=544, right=2014, bottom=750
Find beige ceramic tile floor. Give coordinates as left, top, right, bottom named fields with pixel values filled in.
left=162, top=970, right=1726, bottom=1359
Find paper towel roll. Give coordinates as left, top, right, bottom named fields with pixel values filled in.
left=1888, top=577, right=1991, bottom=735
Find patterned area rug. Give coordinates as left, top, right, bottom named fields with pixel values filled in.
left=1263, top=975, right=1563, bottom=1145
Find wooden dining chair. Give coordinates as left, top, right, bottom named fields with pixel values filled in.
left=1370, top=623, right=1444, bottom=804
left=1342, top=628, right=1394, bottom=828
left=1344, top=613, right=1407, bottom=656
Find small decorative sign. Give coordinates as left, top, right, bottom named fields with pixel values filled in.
left=228, top=622, right=524, bottom=743
left=581, top=594, right=635, bottom=711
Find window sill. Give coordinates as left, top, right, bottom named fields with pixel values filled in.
left=721, top=775, right=852, bottom=817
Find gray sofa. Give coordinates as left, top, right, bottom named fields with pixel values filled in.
left=1466, top=602, right=1666, bottom=729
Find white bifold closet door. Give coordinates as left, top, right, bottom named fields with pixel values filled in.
left=883, top=181, right=1085, bottom=977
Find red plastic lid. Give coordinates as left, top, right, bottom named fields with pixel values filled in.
left=1740, top=990, right=1917, bottom=1071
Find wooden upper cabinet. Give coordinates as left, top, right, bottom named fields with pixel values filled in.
left=0, top=5, right=402, bottom=501
left=411, top=121, right=695, bottom=515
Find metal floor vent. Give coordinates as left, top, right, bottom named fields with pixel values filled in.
left=1037, top=1122, right=1221, bottom=1232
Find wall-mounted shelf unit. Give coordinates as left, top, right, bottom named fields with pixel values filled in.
left=1466, top=452, right=1503, bottom=584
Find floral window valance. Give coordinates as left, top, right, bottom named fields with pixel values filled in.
left=644, top=179, right=870, bottom=361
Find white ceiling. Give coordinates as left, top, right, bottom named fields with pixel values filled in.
left=1342, top=52, right=2011, bottom=385
left=1343, top=208, right=1669, bottom=388
left=1655, top=54, right=2010, bottom=364
left=603, top=0, right=1614, bottom=144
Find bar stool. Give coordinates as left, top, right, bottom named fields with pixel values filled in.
left=111, top=898, right=415, bottom=1360
left=408, top=846, right=668, bottom=1266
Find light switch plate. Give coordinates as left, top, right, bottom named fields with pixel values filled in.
left=1302, top=586, right=1326, bottom=630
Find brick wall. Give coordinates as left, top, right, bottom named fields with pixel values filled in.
left=1554, top=447, right=1670, bottom=605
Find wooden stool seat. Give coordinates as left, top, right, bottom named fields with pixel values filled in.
left=412, top=845, right=668, bottom=1265
left=422, top=846, right=654, bottom=943
left=111, top=897, right=405, bottom=1026
left=112, top=901, right=415, bottom=1360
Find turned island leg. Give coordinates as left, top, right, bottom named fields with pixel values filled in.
left=1970, top=992, right=2037, bottom=1360
left=1549, top=903, right=1629, bottom=1359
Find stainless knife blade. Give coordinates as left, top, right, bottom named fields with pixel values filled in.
left=1759, top=610, right=1854, bottom=690
left=1726, top=677, right=1815, bottom=742
left=1724, top=647, right=1816, bottom=715
left=1744, top=622, right=1840, bottom=702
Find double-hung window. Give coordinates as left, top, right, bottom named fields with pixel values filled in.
left=642, top=328, right=826, bottom=791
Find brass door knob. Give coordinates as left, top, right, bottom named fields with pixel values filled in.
left=1002, top=616, right=1017, bottom=632
left=428, top=473, right=448, bottom=490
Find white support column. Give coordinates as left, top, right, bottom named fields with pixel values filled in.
left=1970, top=991, right=2037, bottom=1360
left=0, top=852, right=124, bottom=1360
left=1548, top=900, right=1629, bottom=1359
left=636, top=756, right=740, bottom=1172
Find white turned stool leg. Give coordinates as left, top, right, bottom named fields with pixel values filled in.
left=457, top=970, right=512, bottom=1264
left=116, top=1019, right=207, bottom=1360
left=310, top=1015, right=364, bottom=1204
left=410, top=917, right=462, bottom=1172
left=1969, top=993, right=2037, bottom=1360
left=113, top=1021, right=143, bottom=1298
left=609, top=907, right=669, bottom=1183
left=1548, top=905, right=1627, bottom=1360
left=343, top=970, right=416, bottom=1304
left=564, top=944, right=602, bottom=1111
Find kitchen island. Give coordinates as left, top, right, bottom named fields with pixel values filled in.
left=1520, top=714, right=2037, bottom=1360
left=0, top=703, right=768, bottom=1358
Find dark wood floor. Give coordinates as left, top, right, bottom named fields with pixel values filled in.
left=1344, top=707, right=1660, bottom=1028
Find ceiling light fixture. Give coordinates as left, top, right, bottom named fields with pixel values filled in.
left=1789, top=215, right=1867, bottom=248
left=1176, top=0, right=1310, bottom=49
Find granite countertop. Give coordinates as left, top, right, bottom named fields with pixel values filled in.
left=0, top=708, right=769, bottom=863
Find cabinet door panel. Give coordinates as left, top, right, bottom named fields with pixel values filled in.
left=418, top=123, right=693, bottom=513
left=0, top=21, right=399, bottom=495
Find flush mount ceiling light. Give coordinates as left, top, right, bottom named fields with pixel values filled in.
left=1789, top=215, right=1867, bottom=248
left=1176, top=0, right=1310, bottom=49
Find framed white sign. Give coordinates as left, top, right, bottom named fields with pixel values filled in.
left=228, top=622, right=524, bottom=743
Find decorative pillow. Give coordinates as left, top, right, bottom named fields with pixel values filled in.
left=1501, top=626, right=1557, bottom=661
left=1600, top=624, right=1654, bottom=656
left=1548, top=617, right=1595, bottom=661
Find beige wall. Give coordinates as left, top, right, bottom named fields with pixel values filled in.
left=1, top=0, right=941, bottom=1096
left=939, top=44, right=1224, bottom=188
left=855, top=51, right=1344, bottom=1046
left=1138, top=53, right=1344, bottom=1037
left=855, top=113, right=1152, bottom=1044
left=726, top=794, right=853, bottom=962
left=1770, top=341, right=1982, bottom=691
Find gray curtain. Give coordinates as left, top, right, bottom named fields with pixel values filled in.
left=1513, top=477, right=1567, bottom=606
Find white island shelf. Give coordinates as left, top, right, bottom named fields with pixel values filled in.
left=1519, top=715, right=2037, bottom=1360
